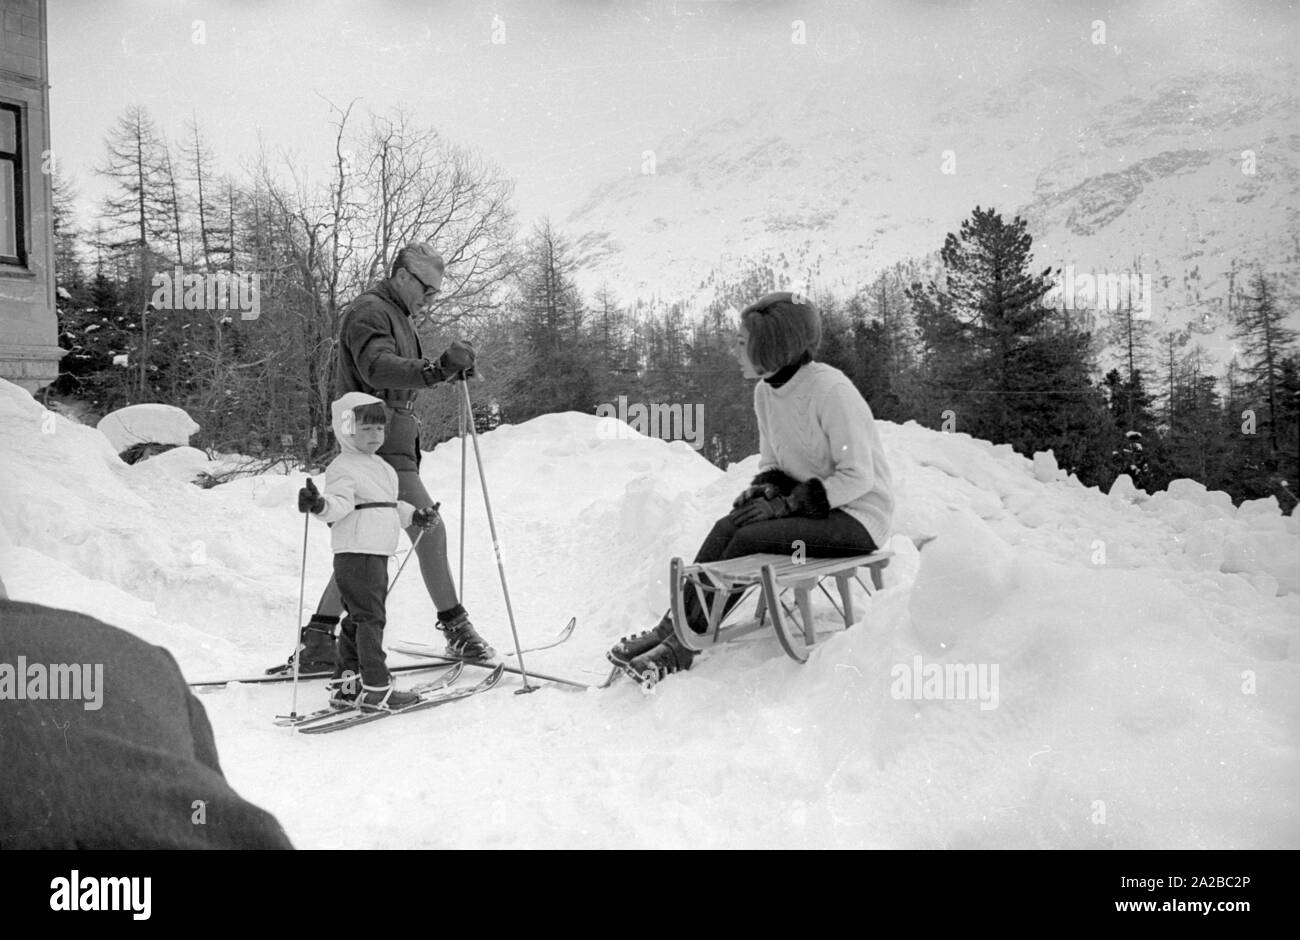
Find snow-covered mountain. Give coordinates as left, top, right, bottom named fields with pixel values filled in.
left=566, top=56, right=1299, bottom=363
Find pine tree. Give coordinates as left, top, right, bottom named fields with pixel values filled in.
left=96, top=106, right=172, bottom=267
left=1104, top=299, right=1155, bottom=432
left=1233, top=271, right=1298, bottom=457
left=1272, top=355, right=1300, bottom=511
left=1163, top=347, right=1232, bottom=490
left=1103, top=367, right=1157, bottom=488
left=866, top=263, right=918, bottom=391
left=590, top=284, right=622, bottom=368
left=1100, top=289, right=1160, bottom=490
left=682, top=312, right=757, bottom=465
left=510, top=220, right=596, bottom=420
left=51, top=169, right=84, bottom=292
left=181, top=117, right=225, bottom=270
left=155, top=144, right=186, bottom=265
left=814, top=294, right=855, bottom=379
left=1156, top=327, right=1191, bottom=429
left=97, top=106, right=176, bottom=396
left=839, top=294, right=898, bottom=419
left=51, top=272, right=136, bottom=413
left=906, top=206, right=1102, bottom=477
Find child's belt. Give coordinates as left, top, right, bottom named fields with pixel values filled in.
left=354, top=502, right=397, bottom=510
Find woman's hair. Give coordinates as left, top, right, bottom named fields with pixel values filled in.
left=352, top=402, right=388, bottom=426
left=739, top=292, right=821, bottom=373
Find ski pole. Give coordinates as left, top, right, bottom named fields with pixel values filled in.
left=458, top=388, right=467, bottom=603
left=459, top=379, right=535, bottom=694
left=388, top=526, right=428, bottom=598
left=289, top=484, right=311, bottom=719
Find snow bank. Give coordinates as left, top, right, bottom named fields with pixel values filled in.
left=0, top=381, right=296, bottom=661
left=127, top=445, right=217, bottom=483
left=97, top=403, right=199, bottom=452
left=1108, top=473, right=1140, bottom=502
left=907, top=510, right=1018, bottom=649
left=2, top=377, right=1296, bottom=849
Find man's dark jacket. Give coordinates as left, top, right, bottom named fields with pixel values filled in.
left=334, top=279, right=429, bottom=471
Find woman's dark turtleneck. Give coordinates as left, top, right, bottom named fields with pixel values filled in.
left=763, top=351, right=812, bottom=389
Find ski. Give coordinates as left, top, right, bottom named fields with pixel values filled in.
left=408, top=660, right=465, bottom=694
left=390, top=644, right=595, bottom=691
left=524, top=615, right=578, bottom=653
left=608, top=659, right=662, bottom=695
left=273, top=663, right=464, bottom=727
left=196, top=618, right=577, bottom=691
left=191, top=657, right=458, bottom=690
left=388, top=616, right=577, bottom=661
left=298, top=664, right=504, bottom=735
left=274, top=703, right=346, bottom=727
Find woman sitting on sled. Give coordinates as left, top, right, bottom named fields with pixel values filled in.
left=607, top=291, right=895, bottom=683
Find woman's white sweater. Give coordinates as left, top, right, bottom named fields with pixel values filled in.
left=753, top=362, right=894, bottom=547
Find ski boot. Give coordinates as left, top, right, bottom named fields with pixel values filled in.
left=265, top=617, right=339, bottom=676
left=623, top=635, right=695, bottom=693
left=326, top=669, right=361, bottom=709
left=437, top=606, right=496, bottom=661
left=358, top=678, right=422, bottom=713
left=606, top=616, right=673, bottom=668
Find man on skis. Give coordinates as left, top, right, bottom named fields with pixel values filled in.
left=269, top=242, right=495, bottom=675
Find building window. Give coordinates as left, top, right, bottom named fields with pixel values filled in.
left=0, top=103, right=25, bottom=267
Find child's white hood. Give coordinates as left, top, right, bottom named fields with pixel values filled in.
left=331, top=392, right=384, bottom=455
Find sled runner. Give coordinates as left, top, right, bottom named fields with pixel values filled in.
left=669, top=550, right=893, bottom=663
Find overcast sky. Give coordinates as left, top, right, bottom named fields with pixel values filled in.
left=51, top=0, right=809, bottom=223
left=47, top=0, right=1297, bottom=228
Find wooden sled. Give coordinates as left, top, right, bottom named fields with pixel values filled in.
left=668, top=551, right=893, bottom=663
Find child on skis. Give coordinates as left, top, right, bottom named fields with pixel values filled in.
left=298, top=391, right=441, bottom=712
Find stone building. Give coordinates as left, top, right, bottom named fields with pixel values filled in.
left=0, top=0, right=58, bottom=393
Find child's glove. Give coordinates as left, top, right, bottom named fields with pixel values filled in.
left=412, top=503, right=442, bottom=529
left=298, top=479, right=325, bottom=514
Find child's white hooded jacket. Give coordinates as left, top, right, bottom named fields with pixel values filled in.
left=314, top=392, right=416, bottom=555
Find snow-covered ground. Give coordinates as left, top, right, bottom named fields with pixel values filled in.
left=2, top=377, right=1297, bottom=848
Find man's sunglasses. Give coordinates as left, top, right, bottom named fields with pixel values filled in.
left=406, top=269, right=441, bottom=297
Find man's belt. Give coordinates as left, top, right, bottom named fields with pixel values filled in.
left=387, top=402, right=417, bottom=417
left=353, top=502, right=397, bottom=510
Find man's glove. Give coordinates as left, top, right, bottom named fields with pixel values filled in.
left=298, top=479, right=325, bottom=514
left=412, top=503, right=442, bottom=529
left=728, top=494, right=791, bottom=527
left=426, top=340, right=477, bottom=384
